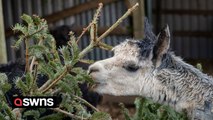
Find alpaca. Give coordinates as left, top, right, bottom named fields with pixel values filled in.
left=88, top=20, right=213, bottom=118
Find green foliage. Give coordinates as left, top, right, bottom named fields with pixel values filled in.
left=0, top=73, right=16, bottom=120
left=0, top=73, right=11, bottom=95
left=23, top=110, right=40, bottom=119
left=90, top=112, right=112, bottom=120
left=120, top=97, right=188, bottom=120
left=39, top=113, right=64, bottom=120
left=1, top=14, right=98, bottom=120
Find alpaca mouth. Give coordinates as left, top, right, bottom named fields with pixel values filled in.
left=95, top=81, right=107, bottom=86
left=90, top=82, right=107, bottom=89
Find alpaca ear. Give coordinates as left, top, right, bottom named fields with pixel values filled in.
left=152, top=25, right=170, bottom=67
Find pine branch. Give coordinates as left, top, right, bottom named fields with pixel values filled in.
left=79, top=59, right=95, bottom=64
left=79, top=3, right=139, bottom=58
left=39, top=65, right=70, bottom=93
left=24, top=26, right=45, bottom=72
left=76, top=3, right=103, bottom=43
left=90, top=22, right=98, bottom=43
left=29, top=37, right=43, bottom=73
left=97, top=3, right=139, bottom=42
left=50, top=108, right=87, bottom=120
left=73, top=95, right=99, bottom=112
left=98, top=42, right=113, bottom=51
left=25, top=39, right=30, bottom=72
left=27, top=26, right=45, bottom=38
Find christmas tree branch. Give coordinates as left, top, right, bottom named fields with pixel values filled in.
left=38, top=65, right=70, bottom=93
left=25, top=39, right=30, bottom=72
left=51, top=108, right=87, bottom=120
left=76, top=3, right=103, bottom=43
left=29, top=37, right=43, bottom=73
left=79, top=2, right=139, bottom=58
left=97, top=3, right=139, bottom=42
left=73, top=95, right=99, bottom=112
left=79, top=59, right=95, bottom=64
left=98, top=42, right=113, bottom=51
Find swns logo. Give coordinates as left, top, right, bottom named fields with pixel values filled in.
left=12, top=97, right=60, bottom=108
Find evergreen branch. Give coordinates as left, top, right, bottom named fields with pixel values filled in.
left=79, top=43, right=94, bottom=59
left=90, top=22, right=98, bottom=43
left=28, top=26, right=45, bottom=37
left=39, top=66, right=70, bottom=93
left=50, top=108, right=87, bottom=120
left=76, top=3, right=103, bottom=43
left=78, top=21, right=98, bottom=58
left=97, top=3, right=139, bottom=42
left=30, top=63, right=38, bottom=94
left=98, top=42, right=113, bottom=51
left=79, top=59, right=95, bottom=64
left=25, top=39, right=30, bottom=72
left=29, top=38, right=43, bottom=73
left=72, top=95, right=99, bottom=112
left=24, top=27, right=45, bottom=72
left=76, top=26, right=91, bottom=44
left=19, top=26, right=45, bottom=40
left=2, top=102, right=16, bottom=120
left=79, top=3, right=139, bottom=58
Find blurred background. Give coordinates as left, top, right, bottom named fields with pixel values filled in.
left=0, top=0, right=213, bottom=119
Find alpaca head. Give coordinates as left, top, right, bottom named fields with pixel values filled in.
left=88, top=22, right=171, bottom=96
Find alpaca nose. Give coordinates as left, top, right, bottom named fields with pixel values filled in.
left=88, top=64, right=101, bottom=75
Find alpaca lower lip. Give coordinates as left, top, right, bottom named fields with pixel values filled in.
left=90, top=82, right=107, bottom=90
left=94, top=82, right=107, bottom=85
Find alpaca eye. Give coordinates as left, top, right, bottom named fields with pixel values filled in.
left=123, top=64, right=139, bottom=72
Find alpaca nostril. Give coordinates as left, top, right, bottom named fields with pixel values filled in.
left=88, top=66, right=100, bottom=75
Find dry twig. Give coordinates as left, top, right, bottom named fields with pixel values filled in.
left=76, top=3, right=103, bottom=43
left=79, top=3, right=139, bottom=58
left=97, top=3, right=139, bottom=41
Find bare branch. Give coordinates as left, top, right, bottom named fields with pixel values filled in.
left=97, top=3, right=139, bottom=42
left=90, top=22, right=98, bottom=43
left=79, top=3, right=139, bottom=58
left=76, top=3, right=103, bottom=43
left=98, top=42, right=113, bottom=50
